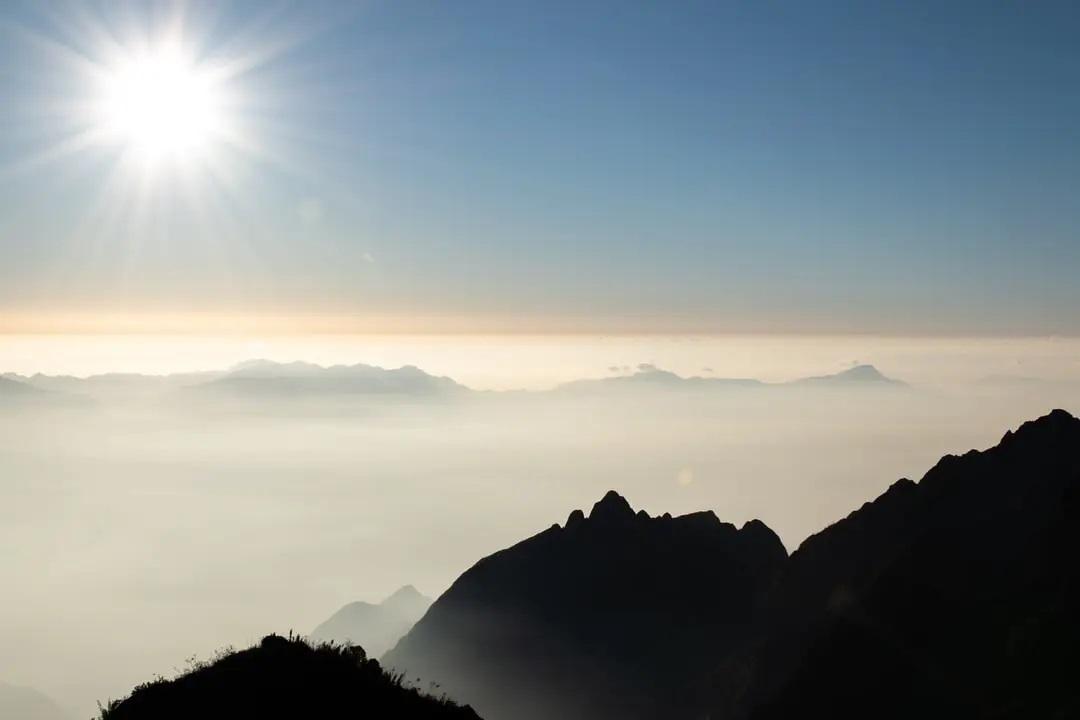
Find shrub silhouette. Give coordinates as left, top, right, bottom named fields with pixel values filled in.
left=97, top=632, right=481, bottom=720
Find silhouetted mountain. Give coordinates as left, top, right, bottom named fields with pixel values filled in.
left=194, top=360, right=468, bottom=397
left=702, top=408, right=1080, bottom=720
left=311, top=585, right=432, bottom=658
left=0, top=680, right=69, bottom=720
left=98, top=634, right=481, bottom=720
left=383, top=491, right=786, bottom=720
left=790, top=363, right=905, bottom=386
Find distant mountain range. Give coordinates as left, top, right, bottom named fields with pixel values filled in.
left=382, top=409, right=1080, bottom=720
left=554, top=362, right=905, bottom=393
left=197, top=361, right=469, bottom=397
left=553, top=363, right=764, bottom=393
left=0, top=375, right=91, bottom=407
left=0, top=680, right=69, bottom=720
left=310, top=585, right=432, bottom=658
left=0, top=376, right=46, bottom=396
left=1, top=361, right=906, bottom=404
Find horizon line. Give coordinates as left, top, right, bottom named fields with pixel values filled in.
left=0, top=310, right=1077, bottom=339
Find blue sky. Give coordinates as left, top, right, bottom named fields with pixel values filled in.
left=0, top=0, right=1078, bottom=334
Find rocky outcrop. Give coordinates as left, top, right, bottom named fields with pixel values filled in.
left=384, top=492, right=786, bottom=720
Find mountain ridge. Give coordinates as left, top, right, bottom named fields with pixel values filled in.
left=702, top=408, right=1080, bottom=720
left=553, top=363, right=905, bottom=393
left=384, top=492, right=786, bottom=720
left=380, top=409, right=1080, bottom=720
left=3, top=360, right=908, bottom=399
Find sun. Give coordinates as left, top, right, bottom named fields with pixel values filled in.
left=95, top=46, right=226, bottom=163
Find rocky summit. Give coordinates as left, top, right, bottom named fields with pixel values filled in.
left=384, top=491, right=787, bottom=720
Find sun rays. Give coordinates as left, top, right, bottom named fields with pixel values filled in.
left=1, top=3, right=325, bottom=237
left=94, top=44, right=226, bottom=162
left=0, top=2, right=335, bottom=309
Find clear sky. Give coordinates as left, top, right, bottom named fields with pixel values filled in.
left=1, top=0, right=1078, bottom=335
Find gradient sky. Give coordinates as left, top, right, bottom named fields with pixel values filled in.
left=1, top=0, right=1078, bottom=335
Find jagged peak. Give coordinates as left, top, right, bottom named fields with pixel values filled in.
left=1005, top=408, right=1078, bottom=440
left=740, top=518, right=773, bottom=534
left=565, top=508, right=586, bottom=530
left=588, top=490, right=637, bottom=522
left=988, top=408, right=1079, bottom=458
left=918, top=410, right=1079, bottom=487
left=794, top=363, right=904, bottom=386
left=736, top=518, right=789, bottom=562
left=677, top=510, right=724, bottom=527
left=839, top=364, right=886, bottom=379
left=384, top=585, right=425, bottom=604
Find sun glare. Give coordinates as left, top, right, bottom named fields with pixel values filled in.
left=96, top=48, right=225, bottom=162
left=16, top=4, right=303, bottom=232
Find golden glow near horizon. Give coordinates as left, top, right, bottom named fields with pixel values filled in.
left=4, top=308, right=1080, bottom=338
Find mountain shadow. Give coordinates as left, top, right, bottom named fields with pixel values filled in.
left=702, top=408, right=1080, bottom=720
left=383, top=492, right=786, bottom=720
left=0, top=680, right=69, bottom=720
left=97, top=634, right=481, bottom=720
left=310, top=585, right=432, bottom=658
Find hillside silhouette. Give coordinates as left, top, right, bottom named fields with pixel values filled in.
left=703, top=408, right=1080, bottom=720
left=384, top=491, right=787, bottom=720
left=98, top=634, right=481, bottom=720
left=310, top=585, right=432, bottom=658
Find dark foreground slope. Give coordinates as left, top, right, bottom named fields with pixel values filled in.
left=384, top=492, right=786, bottom=720
left=99, top=635, right=481, bottom=720
left=705, top=408, right=1080, bottom=720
